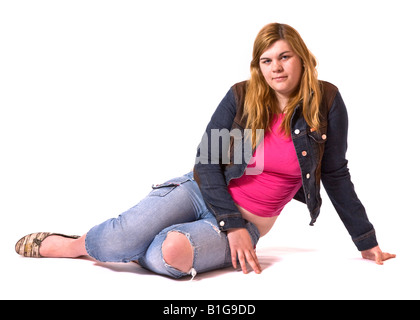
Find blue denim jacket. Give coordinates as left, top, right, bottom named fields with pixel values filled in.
left=194, top=81, right=377, bottom=251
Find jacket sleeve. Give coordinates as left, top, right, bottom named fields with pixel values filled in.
left=321, top=91, right=378, bottom=251
left=193, top=87, right=247, bottom=231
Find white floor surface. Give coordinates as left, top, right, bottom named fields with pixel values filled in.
left=2, top=199, right=418, bottom=300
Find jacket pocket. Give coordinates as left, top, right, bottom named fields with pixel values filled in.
left=308, top=126, right=328, bottom=144
left=307, top=126, right=328, bottom=164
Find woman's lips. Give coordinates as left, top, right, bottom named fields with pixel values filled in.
left=272, top=76, right=287, bottom=82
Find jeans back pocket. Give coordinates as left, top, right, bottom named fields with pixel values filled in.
left=149, top=174, right=192, bottom=197
left=150, top=182, right=181, bottom=197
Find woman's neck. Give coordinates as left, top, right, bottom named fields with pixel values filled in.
left=275, top=91, right=289, bottom=112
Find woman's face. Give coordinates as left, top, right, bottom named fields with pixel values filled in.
left=259, top=40, right=303, bottom=105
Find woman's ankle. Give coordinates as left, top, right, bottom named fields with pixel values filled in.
left=39, top=234, right=87, bottom=258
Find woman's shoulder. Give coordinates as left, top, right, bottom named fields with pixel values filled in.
left=319, top=80, right=339, bottom=111
left=319, top=80, right=339, bottom=96
left=230, top=80, right=249, bottom=111
left=231, top=80, right=249, bottom=94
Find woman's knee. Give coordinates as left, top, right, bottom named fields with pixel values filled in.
left=162, top=231, right=193, bottom=273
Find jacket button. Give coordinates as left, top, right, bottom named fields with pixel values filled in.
left=294, top=129, right=300, bottom=135
left=322, top=134, right=327, bottom=140
left=306, top=173, right=310, bottom=179
left=219, top=221, right=225, bottom=227
left=302, top=151, right=307, bottom=156
left=307, top=194, right=311, bottom=199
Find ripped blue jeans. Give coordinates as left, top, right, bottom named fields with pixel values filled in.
left=85, top=171, right=260, bottom=279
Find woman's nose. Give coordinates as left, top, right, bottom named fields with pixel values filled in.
left=272, top=60, right=283, bottom=72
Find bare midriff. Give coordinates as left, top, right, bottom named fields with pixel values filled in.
left=235, top=203, right=278, bottom=237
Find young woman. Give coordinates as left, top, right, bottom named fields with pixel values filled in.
left=15, top=23, right=395, bottom=278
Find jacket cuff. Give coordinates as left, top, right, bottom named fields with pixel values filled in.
left=352, top=229, right=378, bottom=251
left=217, top=215, right=246, bottom=231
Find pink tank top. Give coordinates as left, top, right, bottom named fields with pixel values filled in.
left=228, top=113, right=302, bottom=217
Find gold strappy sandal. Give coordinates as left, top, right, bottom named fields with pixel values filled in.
left=15, top=232, right=80, bottom=258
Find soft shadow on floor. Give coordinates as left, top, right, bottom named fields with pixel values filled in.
left=191, top=246, right=316, bottom=280
left=79, top=256, right=155, bottom=276
left=257, top=246, right=315, bottom=268
left=79, top=246, right=316, bottom=281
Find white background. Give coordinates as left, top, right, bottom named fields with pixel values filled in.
left=1, top=0, right=419, bottom=300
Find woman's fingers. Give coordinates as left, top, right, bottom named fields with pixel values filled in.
left=246, top=250, right=261, bottom=274
left=237, top=250, right=248, bottom=274
left=231, top=251, right=238, bottom=270
left=232, top=248, right=261, bottom=274
left=377, top=252, right=396, bottom=264
left=227, top=228, right=261, bottom=274
left=361, top=246, right=396, bottom=265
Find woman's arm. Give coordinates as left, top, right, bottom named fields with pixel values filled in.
left=321, top=92, right=395, bottom=262
left=194, top=87, right=246, bottom=230
left=321, top=91, right=378, bottom=251
left=194, top=86, right=261, bottom=274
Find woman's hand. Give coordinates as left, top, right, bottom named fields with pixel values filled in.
left=361, top=245, right=396, bottom=265
left=227, top=228, right=261, bottom=274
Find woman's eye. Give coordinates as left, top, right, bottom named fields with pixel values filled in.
left=262, top=59, right=271, bottom=64
left=281, top=55, right=289, bottom=60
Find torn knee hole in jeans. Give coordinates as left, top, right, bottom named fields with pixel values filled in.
left=162, top=230, right=197, bottom=280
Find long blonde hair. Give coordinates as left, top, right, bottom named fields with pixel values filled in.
left=244, top=23, right=322, bottom=145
